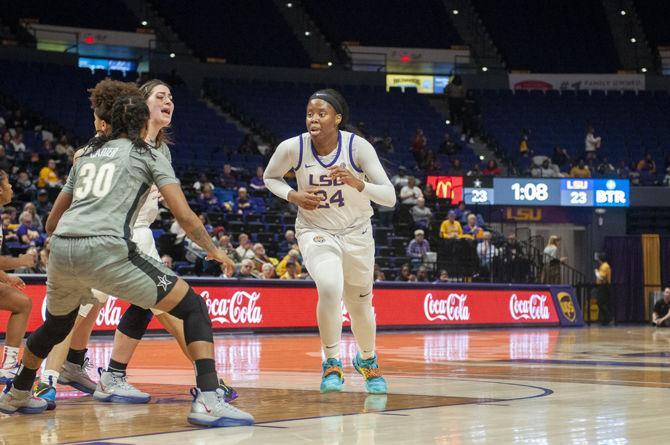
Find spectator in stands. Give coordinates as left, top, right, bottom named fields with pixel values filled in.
left=250, top=166, right=267, bottom=191
left=193, top=173, right=215, bottom=192
left=595, top=252, right=612, bottom=325
left=10, top=132, right=26, bottom=154
left=54, top=135, right=74, bottom=161
left=37, top=159, right=62, bottom=189
left=1, top=213, right=18, bottom=244
left=551, top=146, right=570, bottom=170
left=616, top=160, right=630, bottom=179
left=467, top=163, right=482, bottom=178
left=406, top=229, right=431, bottom=265
left=235, top=258, right=259, bottom=279
left=280, top=258, right=301, bottom=280
left=410, top=198, right=432, bottom=229
left=585, top=125, right=602, bottom=160
left=652, top=287, right=670, bottom=327
left=15, top=172, right=36, bottom=201
left=532, top=159, right=559, bottom=178
left=220, top=163, right=237, bottom=189
left=399, top=176, right=422, bottom=206
left=260, top=263, right=276, bottom=279
left=637, top=152, right=657, bottom=174
left=378, top=132, right=395, bottom=153
left=440, top=210, right=462, bottom=239
left=279, top=229, right=298, bottom=256
left=453, top=201, right=468, bottom=222
left=663, top=166, right=670, bottom=187
left=198, top=213, right=213, bottom=234
left=0, top=147, right=11, bottom=173
left=161, top=254, right=174, bottom=270
left=596, top=157, right=616, bottom=177
left=235, top=233, right=255, bottom=261
left=433, top=269, right=451, bottom=284
left=276, top=248, right=303, bottom=277
left=411, top=128, right=427, bottom=164
left=423, top=183, right=437, bottom=208
left=22, top=202, right=43, bottom=232
left=462, top=214, right=484, bottom=239
left=542, top=236, right=566, bottom=284
left=196, top=185, right=220, bottom=212
left=447, top=158, right=464, bottom=176
left=252, top=242, right=278, bottom=270
left=482, top=160, right=501, bottom=176
left=569, top=159, right=591, bottom=178
left=236, top=187, right=252, bottom=214
left=476, top=231, right=499, bottom=269
left=16, top=211, right=45, bottom=247
left=416, top=266, right=430, bottom=282
left=238, top=134, right=258, bottom=154
left=374, top=269, right=386, bottom=282
left=395, top=263, right=413, bottom=282
left=439, top=133, right=458, bottom=156
left=0, top=132, right=10, bottom=152
left=422, top=150, right=441, bottom=175
left=390, top=165, right=409, bottom=190
left=519, top=129, right=531, bottom=156
left=628, top=161, right=641, bottom=185
left=40, top=139, right=56, bottom=160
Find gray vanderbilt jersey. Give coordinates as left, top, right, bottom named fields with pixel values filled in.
left=55, top=138, right=179, bottom=239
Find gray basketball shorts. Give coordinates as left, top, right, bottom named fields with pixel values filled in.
left=47, top=235, right=178, bottom=316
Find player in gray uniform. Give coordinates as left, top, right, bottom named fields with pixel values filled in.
left=0, top=96, right=254, bottom=427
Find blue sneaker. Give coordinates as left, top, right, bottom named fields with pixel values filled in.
left=33, top=378, right=57, bottom=410
left=352, top=353, right=387, bottom=394
left=320, top=358, right=344, bottom=393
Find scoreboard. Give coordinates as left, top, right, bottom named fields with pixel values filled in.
left=450, top=177, right=630, bottom=207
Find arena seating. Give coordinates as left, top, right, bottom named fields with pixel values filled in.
left=471, top=0, right=620, bottom=73
left=148, top=0, right=311, bottom=67
left=302, top=0, right=462, bottom=48
left=633, top=0, right=670, bottom=48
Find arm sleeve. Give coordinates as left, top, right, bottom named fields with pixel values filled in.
left=263, top=139, right=296, bottom=201
left=62, top=164, right=78, bottom=194
left=354, top=138, right=396, bottom=207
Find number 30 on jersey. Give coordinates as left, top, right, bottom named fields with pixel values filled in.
left=74, top=163, right=116, bottom=199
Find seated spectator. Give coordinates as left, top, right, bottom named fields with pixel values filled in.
left=235, top=233, right=256, bottom=260
left=14, top=171, right=36, bottom=201
left=411, top=128, right=427, bottom=164
left=40, top=139, right=56, bottom=159
left=410, top=198, right=432, bottom=229
left=532, top=159, right=559, bottom=178
left=416, top=266, right=430, bottom=282
left=462, top=214, right=484, bottom=239
left=0, top=146, right=11, bottom=173
left=198, top=213, right=213, bottom=234
left=447, top=158, right=464, bottom=176
left=399, top=176, right=422, bottom=206
left=252, top=242, right=278, bottom=271
left=17, top=211, right=45, bottom=247
left=280, top=258, right=302, bottom=280
left=238, top=134, right=258, bottom=154
left=391, top=165, right=409, bottom=190
left=10, top=132, right=26, bottom=154
left=196, top=185, right=220, bottom=212
left=453, top=201, right=468, bottom=222
left=193, top=173, right=215, bottom=192
left=250, top=166, right=267, bottom=191
left=519, top=128, right=531, bottom=156
left=276, top=249, right=303, bottom=277
left=279, top=229, right=298, bottom=256
left=439, top=133, right=458, bottom=156
left=34, top=189, right=52, bottom=219
left=37, top=159, right=62, bottom=189
left=423, top=183, right=437, bottom=208
left=596, top=157, right=616, bottom=177
left=215, top=233, right=241, bottom=262
left=433, top=269, right=451, bottom=284
left=551, top=146, right=570, bottom=170
left=260, top=263, right=276, bottom=279
left=161, top=254, right=174, bottom=269
left=569, top=159, right=591, bottom=178
left=236, top=187, right=252, bottom=214
left=584, top=125, right=602, bottom=160
left=467, top=163, right=482, bottom=178
left=637, top=153, right=657, bottom=174
left=55, top=135, right=75, bottom=161
left=628, top=161, right=641, bottom=185
left=374, top=264, right=386, bottom=282
left=422, top=150, right=441, bottom=175
left=406, top=229, right=431, bottom=265
left=482, top=160, right=501, bottom=176
left=220, top=163, right=237, bottom=189
left=616, top=160, right=630, bottom=179
left=652, top=287, right=670, bottom=327
left=395, top=263, right=413, bottom=282
left=235, top=258, right=259, bottom=279
left=23, top=202, right=43, bottom=232
left=2, top=213, right=19, bottom=244
left=440, top=210, right=462, bottom=239
left=476, top=231, right=499, bottom=268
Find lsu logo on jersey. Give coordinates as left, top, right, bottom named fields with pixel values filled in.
left=308, top=174, right=344, bottom=187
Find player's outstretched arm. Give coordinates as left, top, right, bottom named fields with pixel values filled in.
left=45, top=191, right=73, bottom=235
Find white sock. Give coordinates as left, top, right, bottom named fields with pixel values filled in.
left=41, top=369, right=60, bottom=385
left=1, top=346, right=19, bottom=369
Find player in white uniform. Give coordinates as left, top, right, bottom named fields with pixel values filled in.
left=264, top=89, right=396, bottom=394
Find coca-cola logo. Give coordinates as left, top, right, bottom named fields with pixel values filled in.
left=203, top=290, right=262, bottom=325
left=509, top=294, right=550, bottom=320
left=423, top=293, right=470, bottom=321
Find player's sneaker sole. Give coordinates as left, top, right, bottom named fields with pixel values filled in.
left=187, top=413, right=255, bottom=428
left=93, top=390, right=150, bottom=404
left=59, top=380, right=95, bottom=395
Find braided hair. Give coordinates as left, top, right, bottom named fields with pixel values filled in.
left=81, top=95, right=152, bottom=158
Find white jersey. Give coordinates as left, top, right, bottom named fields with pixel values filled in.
left=134, top=143, right=172, bottom=229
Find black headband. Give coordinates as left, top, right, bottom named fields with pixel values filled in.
left=309, top=91, right=343, bottom=115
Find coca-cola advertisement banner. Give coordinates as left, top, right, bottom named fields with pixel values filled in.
left=0, top=278, right=582, bottom=336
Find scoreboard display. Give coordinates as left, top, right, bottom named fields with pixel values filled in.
left=458, top=177, right=629, bottom=207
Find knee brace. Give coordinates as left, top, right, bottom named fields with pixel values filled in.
left=26, top=309, right=78, bottom=359
left=118, top=305, right=154, bottom=340
left=168, top=287, right=212, bottom=345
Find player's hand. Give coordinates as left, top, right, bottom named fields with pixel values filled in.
left=328, top=166, right=364, bottom=191
left=206, top=249, right=235, bottom=275
left=288, top=189, right=322, bottom=210
left=19, top=252, right=37, bottom=268
left=7, top=275, right=25, bottom=290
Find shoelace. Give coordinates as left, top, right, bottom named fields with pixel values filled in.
left=110, top=373, right=137, bottom=391
left=214, top=389, right=244, bottom=413
left=80, top=357, right=94, bottom=373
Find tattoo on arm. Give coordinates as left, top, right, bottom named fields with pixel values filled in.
left=188, top=223, right=216, bottom=253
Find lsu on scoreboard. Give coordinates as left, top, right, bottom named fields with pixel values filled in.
left=425, top=176, right=630, bottom=207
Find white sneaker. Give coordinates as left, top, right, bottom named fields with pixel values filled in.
left=0, top=366, right=18, bottom=384
left=188, top=387, right=254, bottom=427
left=0, top=384, right=47, bottom=414
left=59, top=358, right=97, bottom=394
left=93, top=368, right=150, bottom=404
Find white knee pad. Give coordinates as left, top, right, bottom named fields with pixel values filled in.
left=78, top=289, right=109, bottom=317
